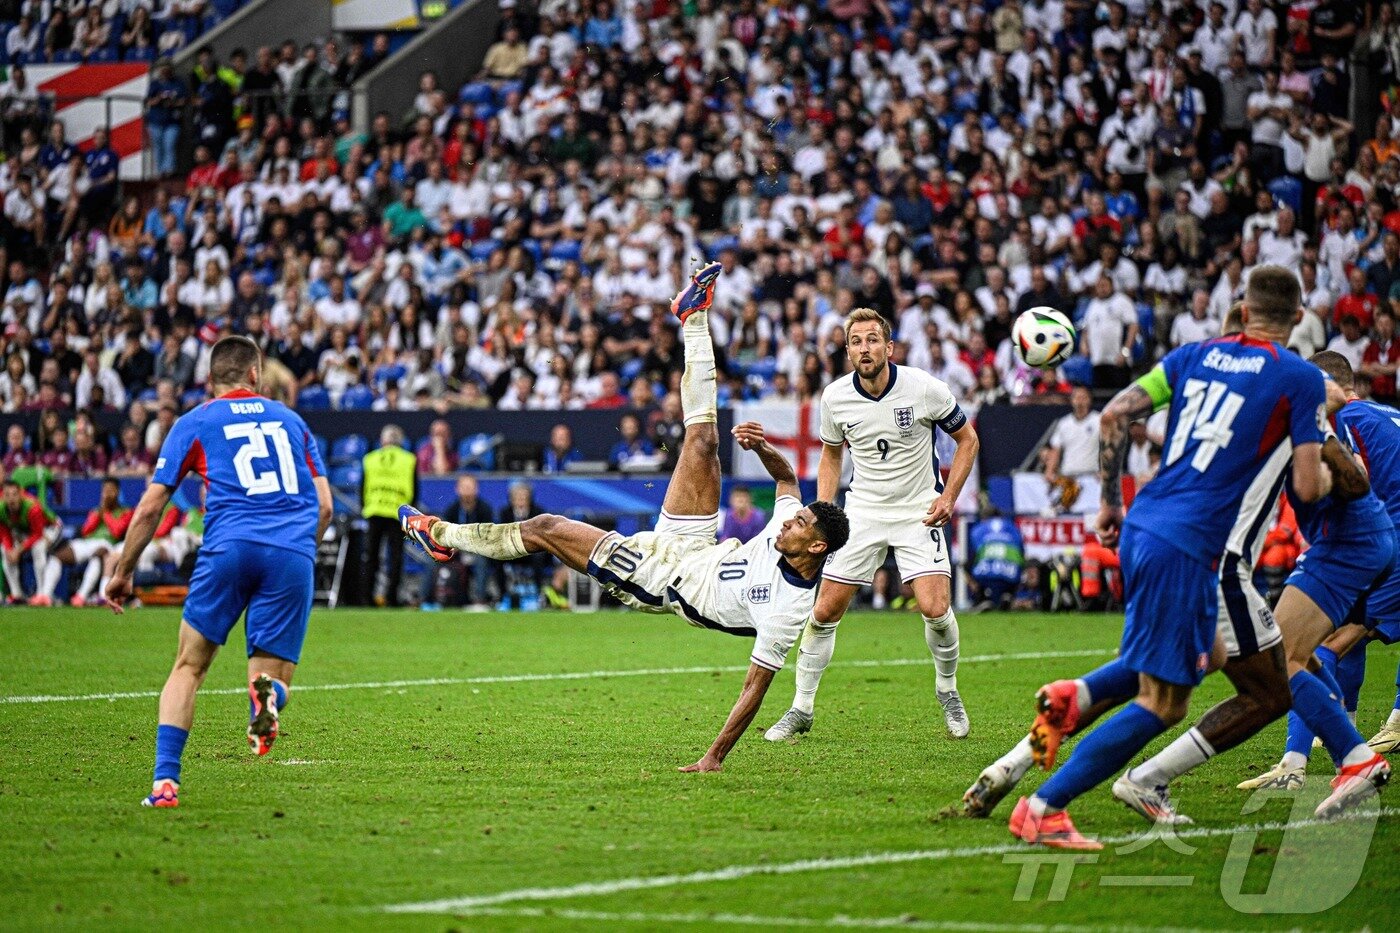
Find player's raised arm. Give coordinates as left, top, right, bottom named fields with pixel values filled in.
left=679, top=661, right=778, bottom=772
left=104, top=482, right=174, bottom=613
left=815, top=442, right=843, bottom=503
left=1096, top=375, right=1159, bottom=547
left=732, top=422, right=800, bottom=502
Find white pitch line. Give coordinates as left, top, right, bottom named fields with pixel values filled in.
left=0, top=648, right=1109, bottom=706
left=442, top=906, right=1317, bottom=933
left=381, top=806, right=1400, bottom=914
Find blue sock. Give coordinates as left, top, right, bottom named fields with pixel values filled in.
left=153, top=724, right=189, bottom=784
left=1335, top=646, right=1365, bottom=713
left=1036, top=702, right=1166, bottom=810
left=1290, top=670, right=1364, bottom=764
left=1284, top=709, right=1316, bottom=761
left=1081, top=658, right=1138, bottom=707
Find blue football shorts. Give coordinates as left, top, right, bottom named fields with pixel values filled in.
left=183, top=542, right=315, bottom=663
left=1287, top=532, right=1397, bottom=629
left=1119, top=523, right=1218, bottom=687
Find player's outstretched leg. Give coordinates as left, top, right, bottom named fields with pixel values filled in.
left=660, top=262, right=723, bottom=521
left=144, top=622, right=220, bottom=808
left=964, top=657, right=1138, bottom=817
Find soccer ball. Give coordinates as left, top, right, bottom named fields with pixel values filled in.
left=1012, top=308, right=1077, bottom=369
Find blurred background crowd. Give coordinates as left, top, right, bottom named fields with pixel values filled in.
left=1, top=0, right=1400, bottom=487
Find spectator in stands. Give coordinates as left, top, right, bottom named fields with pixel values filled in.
left=145, top=60, right=187, bottom=180
left=1362, top=311, right=1400, bottom=405
left=5, top=16, right=39, bottom=63
left=75, top=349, right=127, bottom=410
left=0, top=65, right=39, bottom=148
left=541, top=423, right=581, bottom=473
left=608, top=412, right=655, bottom=471
left=416, top=418, right=458, bottom=476
left=719, top=486, right=766, bottom=544
left=1079, top=276, right=1139, bottom=389
left=434, top=474, right=497, bottom=608
left=109, top=423, right=153, bottom=477
left=1042, top=385, right=1100, bottom=483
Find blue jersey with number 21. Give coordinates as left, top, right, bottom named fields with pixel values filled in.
left=1127, top=334, right=1326, bottom=561
left=153, top=389, right=326, bottom=559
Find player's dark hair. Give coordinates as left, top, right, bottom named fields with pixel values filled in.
left=208, top=335, right=262, bottom=389
left=808, top=501, right=850, bottom=554
left=1310, top=350, right=1355, bottom=389
left=1243, top=266, right=1301, bottom=328
left=2, top=480, right=18, bottom=490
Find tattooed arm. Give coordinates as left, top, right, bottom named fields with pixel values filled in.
left=1097, top=383, right=1158, bottom=548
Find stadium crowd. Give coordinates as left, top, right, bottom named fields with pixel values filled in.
left=2, top=0, right=1400, bottom=484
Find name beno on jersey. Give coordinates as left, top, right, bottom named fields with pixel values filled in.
left=230, top=401, right=267, bottom=415
left=819, top=363, right=965, bottom=511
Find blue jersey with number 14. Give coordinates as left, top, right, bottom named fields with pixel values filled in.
left=153, top=389, right=326, bottom=559
left=1126, top=335, right=1326, bottom=561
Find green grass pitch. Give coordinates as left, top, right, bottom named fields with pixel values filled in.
left=0, top=607, right=1395, bottom=931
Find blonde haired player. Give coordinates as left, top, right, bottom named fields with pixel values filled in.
left=401, top=264, right=851, bottom=771
left=765, top=308, right=981, bottom=741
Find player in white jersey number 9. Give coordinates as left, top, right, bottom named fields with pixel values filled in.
left=764, top=308, right=982, bottom=744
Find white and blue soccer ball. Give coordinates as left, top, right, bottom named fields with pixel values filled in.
left=1012, top=307, right=1077, bottom=369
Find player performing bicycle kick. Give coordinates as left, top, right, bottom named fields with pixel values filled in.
left=764, top=308, right=981, bottom=742
left=401, top=263, right=850, bottom=771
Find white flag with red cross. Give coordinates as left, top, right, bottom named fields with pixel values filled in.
left=731, top=400, right=825, bottom=481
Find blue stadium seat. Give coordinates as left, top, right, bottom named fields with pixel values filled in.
left=496, top=80, right=524, bottom=102
left=547, top=239, right=581, bottom=263
left=128, top=45, right=155, bottom=62
left=1060, top=356, right=1093, bottom=387
left=470, top=239, right=502, bottom=262
left=181, top=388, right=206, bottom=408
left=520, top=238, right=542, bottom=264
left=339, top=384, right=375, bottom=410
left=297, top=385, right=330, bottom=410
left=52, top=49, right=80, bottom=63
left=706, top=235, right=740, bottom=260
left=373, top=363, right=406, bottom=387
left=619, top=357, right=644, bottom=384
left=459, top=81, right=494, bottom=105
left=457, top=433, right=496, bottom=471
left=329, top=463, right=363, bottom=489
left=1268, top=176, right=1303, bottom=215
left=137, top=387, right=159, bottom=404
left=330, top=434, right=369, bottom=465
left=313, top=434, right=330, bottom=463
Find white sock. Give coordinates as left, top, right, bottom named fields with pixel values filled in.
left=1388, top=709, right=1400, bottom=728
left=1342, top=743, right=1375, bottom=767
left=1073, top=679, right=1092, bottom=711
left=1026, top=794, right=1057, bottom=816
left=1282, top=750, right=1308, bottom=770
left=31, top=543, right=48, bottom=595
left=924, top=610, right=959, bottom=693
left=3, top=558, right=22, bottom=597
left=40, top=556, right=63, bottom=599
left=994, top=734, right=1036, bottom=784
left=78, top=558, right=103, bottom=599
left=1127, top=727, right=1215, bottom=786
left=434, top=521, right=529, bottom=560
left=793, top=618, right=838, bottom=715
left=679, top=310, right=716, bottom=427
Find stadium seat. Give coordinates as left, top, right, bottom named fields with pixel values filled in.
left=547, top=239, right=581, bottom=263
left=339, top=384, right=375, bottom=410
left=496, top=80, right=524, bottom=102
left=330, top=434, right=369, bottom=465
left=470, top=240, right=502, bottom=262
left=457, top=433, right=496, bottom=471
left=128, top=45, right=155, bottom=62
left=329, top=463, right=363, bottom=490
left=137, top=388, right=159, bottom=404
left=373, top=363, right=406, bottom=387
left=520, top=238, right=543, bottom=264
left=297, top=385, right=330, bottom=410
left=181, top=388, right=206, bottom=408
left=459, top=81, right=494, bottom=105
left=706, top=235, right=740, bottom=260
left=313, top=434, right=330, bottom=463
left=619, top=357, right=644, bottom=385
left=1060, top=355, right=1093, bottom=386
left=1268, top=176, right=1303, bottom=215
